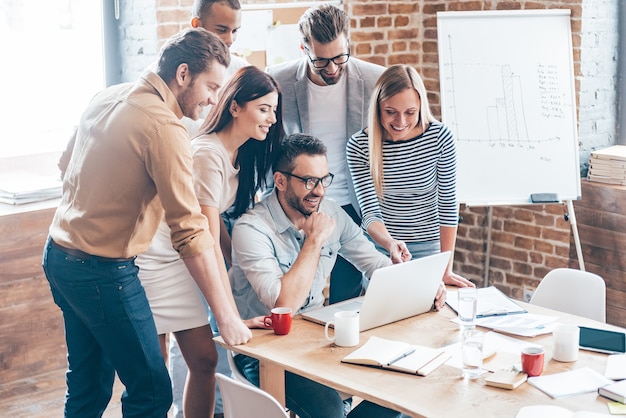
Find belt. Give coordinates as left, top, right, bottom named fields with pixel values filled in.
left=49, top=239, right=135, bottom=263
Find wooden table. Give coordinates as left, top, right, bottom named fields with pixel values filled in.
left=216, top=302, right=622, bottom=417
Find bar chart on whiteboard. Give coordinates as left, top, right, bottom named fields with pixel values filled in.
left=437, top=10, right=581, bottom=206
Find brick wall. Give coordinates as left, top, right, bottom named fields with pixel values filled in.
left=142, top=0, right=620, bottom=302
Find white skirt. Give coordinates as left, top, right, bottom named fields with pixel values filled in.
left=136, top=220, right=209, bottom=335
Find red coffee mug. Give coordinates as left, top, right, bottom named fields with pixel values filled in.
left=264, top=307, right=293, bottom=335
left=521, top=346, right=545, bottom=377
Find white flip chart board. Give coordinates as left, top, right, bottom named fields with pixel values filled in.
left=437, top=10, right=581, bottom=206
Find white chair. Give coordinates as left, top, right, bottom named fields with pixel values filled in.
left=529, top=268, right=606, bottom=322
left=226, top=349, right=256, bottom=386
left=216, top=372, right=290, bottom=418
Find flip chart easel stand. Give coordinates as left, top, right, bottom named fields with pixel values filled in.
left=566, top=199, right=585, bottom=271
left=481, top=200, right=585, bottom=287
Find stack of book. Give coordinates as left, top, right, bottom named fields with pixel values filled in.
left=0, top=172, right=62, bottom=205
left=587, top=145, right=626, bottom=186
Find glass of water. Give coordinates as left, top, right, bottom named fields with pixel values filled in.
left=462, top=329, right=484, bottom=379
left=458, top=287, right=477, bottom=328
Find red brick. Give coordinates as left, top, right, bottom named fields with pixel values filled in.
left=544, top=255, right=570, bottom=269
left=529, top=252, right=544, bottom=265
left=542, top=227, right=569, bottom=242
left=493, top=206, right=515, bottom=218
left=422, top=67, right=439, bottom=80
left=377, top=16, right=393, bottom=27
left=506, top=273, right=530, bottom=287
left=364, top=56, right=386, bottom=66
left=492, top=245, right=529, bottom=263
left=448, top=1, right=485, bottom=12
left=491, top=257, right=512, bottom=271
left=391, top=42, right=406, bottom=52
left=355, top=43, right=372, bottom=55
left=351, top=31, right=385, bottom=42
left=352, top=3, right=387, bottom=16
left=524, top=2, right=548, bottom=9
left=513, top=261, right=533, bottom=275
left=514, top=236, right=534, bottom=250
left=492, top=231, right=515, bottom=245
left=555, top=245, right=570, bottom=258
left=388, top=3, right=420, bottom=14
left=374, top=44, right=389, bottom=54
left=422, top=40, right=438, bottom=53
left=495, top=2, right=523, bottom=11
left=534, top=240, right=554, bottom=254
left=394, top=15, right=410, bottom=27
left=513, top=209, right=534, bottom=223
left=360, top=16, right=376, bottom=28
left=424, top=28, right=438, bottom=40
left=388, top=54, right=420, bottom=65
left=534, top=213, right=557, bottom=227
left=388, top=28, right=419, bottom=40
left=409, top=41, right=421, bottom=51
left=423, top=53, right=439, bottom=64
left=489, top=270, right=506, bottom=284
left=423, top=3, right=447, bottom=15
left=422, top=16, right=438, bottom=29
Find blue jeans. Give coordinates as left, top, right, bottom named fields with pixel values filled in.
left=234, top=355, right=404, bottom=418
left=43, top=238, right=172, bottom=417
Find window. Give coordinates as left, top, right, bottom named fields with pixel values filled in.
left=0, top=0, right=104, bottom=158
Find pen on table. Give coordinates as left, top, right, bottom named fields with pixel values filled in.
left=477, top=309, right=508, bottom=318
left=387, top=348, right=416, bottom=366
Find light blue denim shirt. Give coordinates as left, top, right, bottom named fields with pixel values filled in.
left=229, top=190, right=391, bottom=319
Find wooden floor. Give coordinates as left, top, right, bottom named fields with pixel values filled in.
left=0, top=368, right=130, bottom=417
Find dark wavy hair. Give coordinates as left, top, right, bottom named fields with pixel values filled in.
left=156, top=28, right=230, bottom=83
left=198, top=66, right=284, bottom=218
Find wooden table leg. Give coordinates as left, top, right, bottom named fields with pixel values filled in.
left=259, top=359, right=286, bottom=405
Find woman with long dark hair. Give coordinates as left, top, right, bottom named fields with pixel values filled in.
left=136, top=66, right=284, bottom=418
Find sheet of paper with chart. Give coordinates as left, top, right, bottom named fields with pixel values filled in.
left=437, top=10, right=581, bottom=206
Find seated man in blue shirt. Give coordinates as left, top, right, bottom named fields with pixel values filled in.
left=229, top=134, right=444, bottom=417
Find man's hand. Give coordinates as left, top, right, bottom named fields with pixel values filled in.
left=243, top=316, right=267, bottom=329
left=443, top=271, right=475, bottom=288
left=302, top=211, right=335, bottom=245
left=389, top=240, right=411, bottom=263
left=433, top=282, right=447, bottom=311
left=217, top=317, right=253, bottom=346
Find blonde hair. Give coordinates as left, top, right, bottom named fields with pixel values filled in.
left=367, top=64, right=437, bottom=197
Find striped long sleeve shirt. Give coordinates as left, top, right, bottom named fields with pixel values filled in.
left=346, top=122, right=458, bottom=243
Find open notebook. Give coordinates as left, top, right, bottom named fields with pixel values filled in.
left=302, top=251, right=450, bottom=331
left=341, top=336, right=451, bottom=376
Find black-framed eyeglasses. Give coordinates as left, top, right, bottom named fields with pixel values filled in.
left=279, top=171, right=335, bottom=190
left=304, top=45, right=351, bottom=69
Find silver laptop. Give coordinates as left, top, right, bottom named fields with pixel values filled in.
left=302, top=251, right=451, bottom=331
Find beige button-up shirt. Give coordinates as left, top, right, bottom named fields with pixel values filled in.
left=49, top=71, right=213, bottom=259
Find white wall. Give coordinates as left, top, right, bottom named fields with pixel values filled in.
left=578, top=0, right=620, bottom=175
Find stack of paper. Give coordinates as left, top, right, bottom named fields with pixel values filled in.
left=446, top=286, right=527, bottom=318
left=527, top=367, right=613, bottom=398
left=587, top=145, right=626, bottom=186
left=0, top=172, right=62, bottom=205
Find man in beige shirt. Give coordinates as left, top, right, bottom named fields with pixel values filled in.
left=43, top=28, right=251, bottom=418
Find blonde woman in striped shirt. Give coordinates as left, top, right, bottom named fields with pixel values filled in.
left=347, top=64, right=473, bottom=288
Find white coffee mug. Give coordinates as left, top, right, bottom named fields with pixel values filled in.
left=552, top=324, right=579, bottom=362
left=324, top=311, right=360, bottom=347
